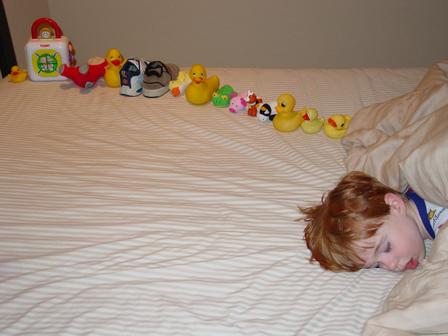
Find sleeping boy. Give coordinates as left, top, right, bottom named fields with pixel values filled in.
left=300, top=171, right=447, bottom=272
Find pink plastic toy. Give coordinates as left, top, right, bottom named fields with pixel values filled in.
left=229, top=94, right=248, bottom=113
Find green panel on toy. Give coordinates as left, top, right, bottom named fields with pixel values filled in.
left=212, top=85, right=236, bottom=107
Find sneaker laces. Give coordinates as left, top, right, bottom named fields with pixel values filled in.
left=145, top=61, right=168, bottom=78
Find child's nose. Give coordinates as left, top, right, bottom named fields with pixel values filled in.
left=379, top=256, right=398, bottom=271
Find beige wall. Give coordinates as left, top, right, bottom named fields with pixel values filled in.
left=3, top=0, right=50, bottom=68
left=5, top=0, right=448, bottom=69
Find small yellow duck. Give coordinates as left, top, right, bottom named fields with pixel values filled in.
left=301, top=108, right=324, bottom=134
left=323, top=114, right=352, bottom=139
left=169, top=71, right=191, bottom=97
left=104, top=48, right=125, bottom=88
left=272, top=94, right=305, bottom=132
left=185, top=64, right=220, bottom=105
left=7, top=66, right=28, bottom=83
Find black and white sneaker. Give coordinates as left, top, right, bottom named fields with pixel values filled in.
left=120, top=58, right=148, bottom=97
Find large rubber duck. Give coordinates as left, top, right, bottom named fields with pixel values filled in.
left=104, top=48, right=125, bottom=88
left=7, top=66, right=28, bottom=83
left=323, top=114, right=352, bottom=139
left=185, top=64, right=220, bottom=105
left=272, top=94, right=304, bottom=132
left=301, top=108, right=324, bottom=134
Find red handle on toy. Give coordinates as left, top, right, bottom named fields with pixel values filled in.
left=31, top=17, right=63, bottom=39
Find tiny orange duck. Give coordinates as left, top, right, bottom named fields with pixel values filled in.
left=8, top=66, right=28, bottom=83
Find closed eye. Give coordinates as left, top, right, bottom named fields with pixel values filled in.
left=366, top=262, right=379, bottom=269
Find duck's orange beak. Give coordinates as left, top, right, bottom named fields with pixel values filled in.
left=193, top=77, right=203, bottom=84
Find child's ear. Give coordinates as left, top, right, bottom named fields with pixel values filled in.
left=384, top=193, right=406, bottom=215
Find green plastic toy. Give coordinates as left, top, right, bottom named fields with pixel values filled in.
left=212, top=85, right=236, bottom=107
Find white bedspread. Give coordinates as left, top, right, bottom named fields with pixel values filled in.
left=0, top=67, right=424, bottom=335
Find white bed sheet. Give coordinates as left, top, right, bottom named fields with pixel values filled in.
left=0, top=67, right=424, bottom=335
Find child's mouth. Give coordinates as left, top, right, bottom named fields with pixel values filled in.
left=404, top=258, right=419, bottom=270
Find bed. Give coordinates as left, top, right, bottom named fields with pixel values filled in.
left=0, top=64, right=431, bottom=335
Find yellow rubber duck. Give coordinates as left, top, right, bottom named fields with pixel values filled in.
left=272, top=94, right=305, bottom=132
left=301, top=108, right=324, bottom=134
left=185, top=64, right=220, bottom=105
left=104, top=48, right=125, bottom=88
left=323, top=114, right=352, bottom=139
left=7, top=66, right=28, bottom=83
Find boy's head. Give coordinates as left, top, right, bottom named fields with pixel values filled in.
left=301, top=171, right=425, bottom=272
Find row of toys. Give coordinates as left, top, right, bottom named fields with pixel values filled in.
left=166, top=64, right=351, bottom=138
left=10, top=17, right=352, bottom=139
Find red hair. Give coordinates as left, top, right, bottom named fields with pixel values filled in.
left=300, top=171, right=403, bottom=272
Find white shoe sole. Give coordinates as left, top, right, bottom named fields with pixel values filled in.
left=142, top=85, right=169, bottom=98
left=120, top=86, right=143, bottom=97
